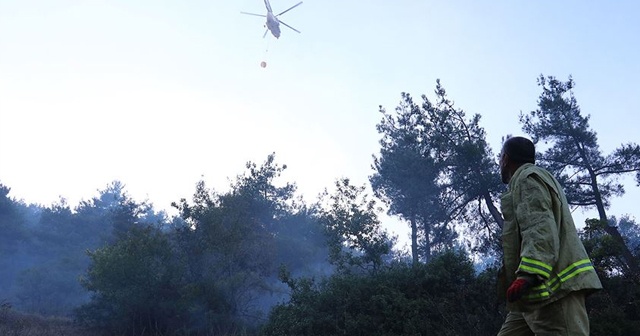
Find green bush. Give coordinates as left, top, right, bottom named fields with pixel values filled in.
left=77, top=225, right=188, bottom=334
left=261, top=251, right=504, bottom=336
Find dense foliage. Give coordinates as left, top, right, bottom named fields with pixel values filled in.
left=262, top=251, right=505, bottom=336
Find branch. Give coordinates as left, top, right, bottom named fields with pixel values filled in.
left=595, top=167, right=640, bottom=176
left=568, top=200, right=597, bottom=206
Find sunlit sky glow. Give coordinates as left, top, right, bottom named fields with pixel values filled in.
left=1, top=0, right=639, bottom=247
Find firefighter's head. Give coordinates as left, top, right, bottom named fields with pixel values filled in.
left=500, top=136, right=535, bottom=184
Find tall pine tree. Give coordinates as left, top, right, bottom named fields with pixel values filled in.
left=521, top=74, right=640, bottom=277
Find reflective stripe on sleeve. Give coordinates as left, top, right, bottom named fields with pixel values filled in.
left=523, top=258, right=595, bottom=301
left=518, top=257, right=553, bottom=278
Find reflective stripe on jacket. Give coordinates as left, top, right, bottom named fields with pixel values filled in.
left=499, top=163, right=602, bottom=312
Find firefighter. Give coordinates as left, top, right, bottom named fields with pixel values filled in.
left=496, top=136, right=602, bottom=336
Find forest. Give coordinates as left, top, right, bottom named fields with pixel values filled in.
left=1, top=75, right=639, bottom=335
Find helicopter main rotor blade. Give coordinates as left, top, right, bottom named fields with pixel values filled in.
left=279, top=20, right=301, bottom=33
left=276, top=1, right=303, bottom=16
left=240, top=12, right=267, bottom=17
left=264, top=0, right=273, bottom=13
left=263, top=28, right=269, bottom=38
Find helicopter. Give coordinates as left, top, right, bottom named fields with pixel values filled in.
left=241, top=0, right=303, bottom=39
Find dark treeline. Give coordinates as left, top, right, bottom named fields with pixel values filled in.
left=1, top=74, right=640, bottom=335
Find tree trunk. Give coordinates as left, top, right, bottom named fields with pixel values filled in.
left=410, top=214, right=418, bottom=265
left=483, top=193, right=504, bottom=229
left=589, top=168, right=640, bottom=277
left=423, top=223, right=431, bottom=264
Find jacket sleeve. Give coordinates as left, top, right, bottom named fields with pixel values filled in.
left=513, top=173, right=559, bottom=279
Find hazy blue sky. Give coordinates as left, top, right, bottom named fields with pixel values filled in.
left=1, top=0, right=639, bottom=248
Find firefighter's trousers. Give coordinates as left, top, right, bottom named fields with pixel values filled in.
left=497, top=291, right=589, bottom=336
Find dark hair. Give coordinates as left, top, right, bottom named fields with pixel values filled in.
left=503, top=136, right=535, bottom=164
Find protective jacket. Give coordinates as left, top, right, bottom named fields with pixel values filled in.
left=499, top=163, right=602, bottom=312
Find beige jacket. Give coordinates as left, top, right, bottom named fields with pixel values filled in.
left=499, top=163, right=602, bottom=312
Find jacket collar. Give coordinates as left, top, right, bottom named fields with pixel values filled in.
left=508, top=163, right=535, bottom=190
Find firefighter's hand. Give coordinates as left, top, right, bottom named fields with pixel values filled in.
left=506, top=276, right=535, bottom=302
